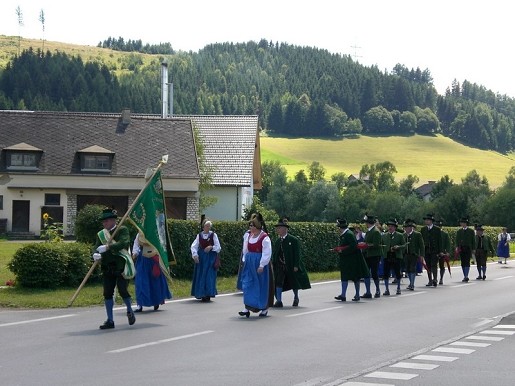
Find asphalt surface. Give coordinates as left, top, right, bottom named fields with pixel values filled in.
left=1, top=261, right=514, bottom=386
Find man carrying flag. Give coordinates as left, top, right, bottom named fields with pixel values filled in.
left=93, top=208, right=136, bottom=330
left=129, top=164, right=175, bottom=312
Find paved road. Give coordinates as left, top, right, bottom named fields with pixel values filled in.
left=1, top=261, right=514, bottom=386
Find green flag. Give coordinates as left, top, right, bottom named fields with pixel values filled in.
left=128, top=169, right=175, bottom=267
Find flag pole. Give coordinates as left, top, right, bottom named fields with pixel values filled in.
left=67, top=156, right=169, bottom=307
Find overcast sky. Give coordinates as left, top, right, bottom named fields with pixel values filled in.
left=1, top=0, right=514, bottom=97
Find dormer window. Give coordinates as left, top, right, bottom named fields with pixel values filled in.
left=78, top=145, right=114, bottom=173
left=4, top=142, right=42, bottom=171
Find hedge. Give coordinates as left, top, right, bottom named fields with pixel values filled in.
left=167, top=220, right=503, bottom=279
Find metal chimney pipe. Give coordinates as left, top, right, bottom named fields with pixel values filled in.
left=169, top=82, right=174, bottom=116
left=161, top=62, right=169, bottom=118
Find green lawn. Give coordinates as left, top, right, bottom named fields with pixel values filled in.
left=260, top=134, right=515, bottom=187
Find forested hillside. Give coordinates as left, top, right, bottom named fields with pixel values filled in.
left=1, top=37, right=515, bottom=152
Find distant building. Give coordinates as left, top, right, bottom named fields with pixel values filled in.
left=178, top=115, right=262, bottom=221
left=415, top=181, right=436, bottom=201
left=348, top=173, right=370, bottom=185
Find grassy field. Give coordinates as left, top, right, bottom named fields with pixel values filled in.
left=260, top=134, right=515, bottom=187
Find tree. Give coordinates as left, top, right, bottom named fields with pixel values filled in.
left=331, top=172, right=347, bottom=192
left=256, top=160, right=286, bottom=202
left=308, top=161, right=326, bottom=181
left=363, top=106, right=394, bottom=133
left=39, top=9, right=46, bottom=52
left=398, top=111, right=417, bottom=134
left=15, top=6, right=23, bottom=56
left=399, top=174, right=420, bottom=197
left=431, top=175, right=454, bottom=199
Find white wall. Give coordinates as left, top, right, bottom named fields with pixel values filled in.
left=203, top=186, right=251, bottom=221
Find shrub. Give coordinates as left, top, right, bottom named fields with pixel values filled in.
left=8, top=242, right=94, bottom=288
left=75, top=205, right=104, bottom=244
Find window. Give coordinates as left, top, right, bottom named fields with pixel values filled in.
left=81, top=155, right=112, bottom=172
left=0, top=195, right=3, bottom=210
left=7, top=152, right=38, bottom=169
left=45, top=194, right=61, bottom=206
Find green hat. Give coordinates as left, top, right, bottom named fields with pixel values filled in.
left=403, top=218, right=416, bottom=228
left=336, top=218, right=349, bottom=228
left=274, top=217, right=290, bottom=228
left=423, top=213, right=435, bottom=221
left=100, top=208, right=118, bottom=220
left=386, top=218, right=398, bottom=227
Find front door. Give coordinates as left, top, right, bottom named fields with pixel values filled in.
left=12, top=200, right=30, bottom=232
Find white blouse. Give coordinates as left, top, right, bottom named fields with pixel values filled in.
left=242, top=230, right=271, bottom=268
left=190, top=231, right=221, bottom=257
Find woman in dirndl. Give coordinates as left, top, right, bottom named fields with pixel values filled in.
left=190, top=219, right=221, bottom=302
left=497, top=227, right=511, bottom=264
left=239, top=213, right=273, bottom=318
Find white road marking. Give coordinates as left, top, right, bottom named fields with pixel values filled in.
left=390, top=362, right=439, bottom=370
left=493, top=324, right=515, bottom=329
left=107, top=330, right=214, bottom=353
left=493, top=276, right=513, bottom=281
left=342, top=382, right=394, bottom=386
left=466, top=335, right=504, bottom=341
left=480, top=330, right=515, bottom=335
left=412, top=354, right=458, bottom=362
left=0, top=314, right=75, bottom=327
left=432, top=347, right=475, bottom=354
left=449, top=341, right=491, bottom=347
left=364, top=371, right=418, bottom=380
left=398, top=291, right=427, bottom=297
left=472, top=319, right=493, bottom=328
left=450, top=282, right=477, bottom=288
left=285, top=306, right=343, bottom=317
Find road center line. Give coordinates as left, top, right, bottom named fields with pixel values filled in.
left=0, top=314, right=75, bottom=327
left=107, top=330, right=214, bottom=353
left=493, top=276, right=513, bottom=281
left=285, top=306, right=343, bottom=317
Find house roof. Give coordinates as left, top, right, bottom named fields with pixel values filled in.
left=175, top=115, right=259, bottom=186
left=0, top=110, right=199, bottom=179
left=415, top=181, right=436, bottom=196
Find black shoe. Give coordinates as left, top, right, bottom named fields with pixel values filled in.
left=334, top=295, right=346, bottom=301
left=483, top=275, right=486, bottom=280
left=396, top=288, right=401, bottom=295
left=425, top=282, right=432, bottom=287
left=99, top=320, right=115, bottom=330
left=408, top=285, right=414, bottom=291
left=374, top=291, right=380, bottom=298
left=476, top=276, right=482, bottom=280
left=362, top=293, right=373, bottom=299
left=259, top=310, right=269, bottom=317
left=383, top=290, right=390, bottom=296
left=292, top=298, right=299, bottom=307
left=273, top=300, right=283, bottom=308
left=392, top=279, right=398, bottom=284
left=127, top=311, right=136, bottom=326
left=352, top=296, right=360, bottom=302
left=133, top=306, right=143, bottom=313
left=439, top=279, right=443, bottom=285
left=238, top=310, right=250, bottom=318
left=433, top=280, right=437, bottom=287
left=153, top=305, right=160, bottom=311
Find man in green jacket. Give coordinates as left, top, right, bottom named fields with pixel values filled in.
left=272, top=218, right=311, bottom=307
left=403, top=219, right=425, bottom=290
left=93, top=208, right=136, bottom=330
left=363, top=214, right=383, bottom=298
left=455, top=217, right=476, bottom=282
left=474, top=224, right=495, bottom=280
left=382, top=219, right=406, bottom=295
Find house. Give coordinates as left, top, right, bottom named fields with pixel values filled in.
left=415, top=181, right=436, bottom=201
left=177, top=115, right=262, bottom=221
left=0, top=110, right=200, bottom=238
left=347, top=173, right=370, bottom=185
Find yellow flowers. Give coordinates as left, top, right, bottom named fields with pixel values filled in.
left=42, top=213, right=50, bottom=221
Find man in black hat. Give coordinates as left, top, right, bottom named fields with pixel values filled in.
left=334, top=218, right=370, bottom=301
left=93, top=208, right=136, bottom=329
left=455, top=217, right=475, bottom=282
left=382, top=219, right=406, bottom=295
left=272, top=218, right=311, bottom=307
left=420, top=214, right=442, bottom=287
left=362, top=214, right=383, bottom=298
left=403, top=219, right=425, bottom=290
left=474, top=224, right=494, bottom=280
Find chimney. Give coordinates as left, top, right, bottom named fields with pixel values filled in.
left=161, top=61, right=169, bottom=118
left=121, top=108, right=131, bottom=125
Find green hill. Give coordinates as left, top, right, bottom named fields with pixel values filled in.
left=260, top=134, right=515, bottom=187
